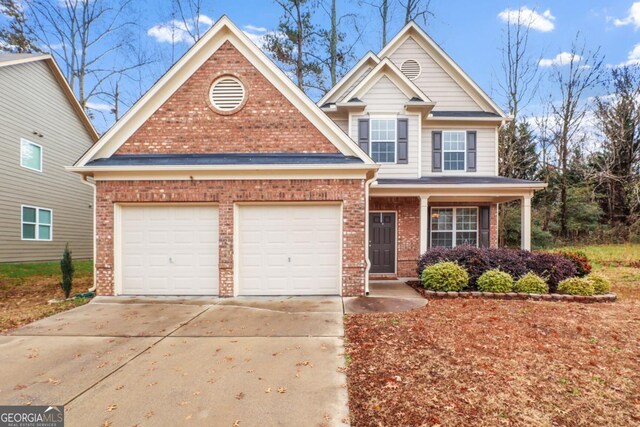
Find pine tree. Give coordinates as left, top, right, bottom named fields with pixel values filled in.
left=0, top=0, right=40, bottom=53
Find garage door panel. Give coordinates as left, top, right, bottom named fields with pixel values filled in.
left=238, top=204, right=341, bottom=296
left=120, top=205, right=219, bottom=295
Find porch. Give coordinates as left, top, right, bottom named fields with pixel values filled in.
left=366, top=176, right=546, bottom=280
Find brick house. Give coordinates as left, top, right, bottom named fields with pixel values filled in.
left=70, top=17, right=545, bottom=297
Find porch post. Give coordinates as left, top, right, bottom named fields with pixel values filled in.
left=521, top=194, right=532, bottom=250
left=420, top=196, right=429, bottom=254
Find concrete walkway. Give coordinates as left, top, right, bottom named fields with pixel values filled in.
left=343, top=281, right=428, bottom=314
left=0, top=297, right=349, bottom=426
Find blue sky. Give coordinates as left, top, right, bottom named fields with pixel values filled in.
left=5, top=1, right=639, bottom=131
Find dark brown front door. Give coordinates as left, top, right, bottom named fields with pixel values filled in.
left=369, top=212, right=396, bottom=274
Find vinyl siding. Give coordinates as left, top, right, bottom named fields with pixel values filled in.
left=389, top=36, right=482, bottom=111
left=351, top=76, right=419, bottom=178
left=0, top=60, right=94, bottom=262
left=422, top=125, right=497, bottom=176
left=337, top=66, right=372, bottom=102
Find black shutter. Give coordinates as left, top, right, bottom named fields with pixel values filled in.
left=397, top=118, right=408, bottom=164
left=467, top=131, right=477, bottom=172
left=479, top=206, right=490, bottom=248
left=432, top=131, right=442, bottom=172
left=358, top=118, right=370, bottom=155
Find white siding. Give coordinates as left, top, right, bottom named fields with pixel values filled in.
left=338, top=66, right=373, bottom=102
left=421, top=126, right=497, bottom=176
left=389, top=37, right=482, bottom=112
left=361, top=75, right=408, bottom=112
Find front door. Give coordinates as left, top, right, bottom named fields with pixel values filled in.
left=369, top=212, right=396, bottom=274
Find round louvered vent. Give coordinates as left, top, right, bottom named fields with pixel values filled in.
left=209, top=76, right=246, bottom=113
left=401, top=59, right=421, bottom=80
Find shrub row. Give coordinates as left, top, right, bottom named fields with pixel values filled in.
left=417, top=246, right=577, bottom=292
left=420, top=261, right=611, bottom=296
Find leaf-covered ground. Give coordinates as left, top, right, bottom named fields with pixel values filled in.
left=345, top=248, right=640, bottom=426
left=0, top=260, right=93, bottom=333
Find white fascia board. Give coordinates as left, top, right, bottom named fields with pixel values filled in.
left=67, top=163, right=379, bottom=173
left=318, top=52, right=380, bottom=106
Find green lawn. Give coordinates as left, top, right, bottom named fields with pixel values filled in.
left=0, top=259, right=93, bottom=279
left=556, top=243, right=640, bottom=268
left=0, top=259, right=93, bottom=333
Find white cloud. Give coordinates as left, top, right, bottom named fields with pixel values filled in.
left=147, top=15, right=214, bottom=44
left=242, top=25, right=278, bottom=50
left=612, top=43, right=640, bottom=67
left=497, top=6, right=555, bottom=32
left=244, top=24, right=267, bottom=33
left=539, top=52, right=582, bottom=67
left=86, top=101, right=113, bottom=112
left=613, top=2, right=640, bottom=29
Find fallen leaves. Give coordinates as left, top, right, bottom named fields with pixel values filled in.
left=106, top=404, right=117, bottom=412
left=345, top=296, right=640, bottom=427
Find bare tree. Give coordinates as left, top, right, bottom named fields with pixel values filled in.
left=264, top=0, right=324, bottom=93
left=592, top=66, right=640, bottom=226
left=319, top=0, right=362, bottom=87
left=548, top=37, right=604, bottom=237
left=173, top=0, right=210, bottom=44
left=23, top=0, right=152, bottom=115
left=361, top=0, right=390, bottom=48
left=0, top=0, right=40, bottom=52
left=400, top=0, right=432, bottom=25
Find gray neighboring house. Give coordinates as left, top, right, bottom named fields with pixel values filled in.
left=0, top=53, right=98, bottom=262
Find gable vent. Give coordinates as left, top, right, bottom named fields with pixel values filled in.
left=401, top=59, right=421, bottom=80
left=209, top=77, right=246, bottom=112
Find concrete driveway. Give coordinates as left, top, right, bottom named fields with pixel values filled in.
left=0, top=297, right=349, bottom=426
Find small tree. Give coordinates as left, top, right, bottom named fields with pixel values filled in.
left=60, top=244, right=74, bottom=299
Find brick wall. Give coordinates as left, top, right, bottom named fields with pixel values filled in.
left=370, top=197, right=420, bottom=277
left=116, top=41, right=339, bottom=155
left=368, top=199, right=499, bottom=279
left=95, top=179, right=366, bottom=297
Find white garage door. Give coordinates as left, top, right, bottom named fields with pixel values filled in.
left=238, top=204, right=341, bottom=296
left=120, top=205, right=219, bottom=295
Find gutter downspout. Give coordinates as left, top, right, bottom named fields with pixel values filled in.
left=364, top=170, right=378, bottom=296
left=80, top=174, right=97, bottom=292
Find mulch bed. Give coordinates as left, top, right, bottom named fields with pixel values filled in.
left=345, top=297, right=640, bottom=426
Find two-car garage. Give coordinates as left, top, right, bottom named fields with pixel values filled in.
left=117, top=203, right=342, bottom=296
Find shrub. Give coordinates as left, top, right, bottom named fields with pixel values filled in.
left=514, top=272, right=549, bottom=294
left=421, top=262, right=469, bottom=292
left=557, top=277, right=595, bottom=296
left=60, top=243, right=74, bottom=299
left=525, top=252, right=577, bottom=293
left=586, top=273, right=611, bottom=294
left=477, top=269, right=513, bottom=293
left=417, top=246, right=577, bottom=291
left=558, top=251, right=592, bottom=277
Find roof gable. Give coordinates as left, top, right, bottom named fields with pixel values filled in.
left=75, top=16, right=373, bottom=167
left=379, top=22, right=506, bottom=117
left=342, top=58, right=433, bottom=104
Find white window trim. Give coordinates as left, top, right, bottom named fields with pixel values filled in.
left=20, top=138, right=43, bottom=172
left=442, top=130, right=466, bottom=173
left=430, top=206, right=478, bottom=248
left=369, top=116, right=397, bottom=164
left=21, top=205, right=53, bottom=241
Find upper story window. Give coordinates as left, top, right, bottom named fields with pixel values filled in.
left=370, top=118, right=396, bottom=163
left=21, top=139, right=42, bottom=172
left=22, top=206, right=52, bottom=241
left=443, top=131, right=466, bottom=171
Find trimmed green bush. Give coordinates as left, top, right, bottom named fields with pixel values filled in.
left=421, top=262, right=469, bottom=292
left=557, top=277, right=595, bottom=296
left=477, top=269, right=513, bottom=293
left=586, top=273, right=611, bottom=294
left=513, top=272, right=549, bottom=294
